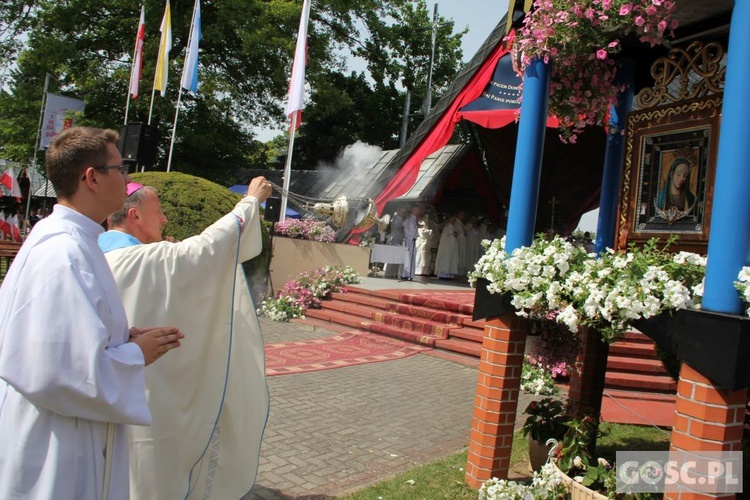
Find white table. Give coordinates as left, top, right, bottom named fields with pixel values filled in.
left=370, top=244, right=408, bottom=265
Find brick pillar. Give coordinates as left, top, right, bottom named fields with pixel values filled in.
left=568, top=326, right=609, bottom=413
left=665, top=363, right=746, bottom=500
left=465, top=313, right=527, bottom=489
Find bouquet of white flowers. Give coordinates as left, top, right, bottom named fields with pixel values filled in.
left=470, top=235, right=709, bottom=343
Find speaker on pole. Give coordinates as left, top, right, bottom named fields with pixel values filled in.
left=119, top=123, right=160, bottom=169
left=264, top=197, right=282, bottom=222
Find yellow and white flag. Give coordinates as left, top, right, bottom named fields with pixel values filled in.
left=154, top=0, right=172, bottom=96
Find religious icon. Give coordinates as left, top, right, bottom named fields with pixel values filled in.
left=616, top=96, right=721, bottom=252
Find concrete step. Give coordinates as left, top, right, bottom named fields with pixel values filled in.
left=608, top=340, right=656, bottom=358
left=606, top=355, right=669, bottom=375
left=305, top=308, right=444, bottom=347
left=434, top=338, right=483, bottom=358
left=448, top=327, right=484, bottom=344
left=605, top=371, right=677, bottom=392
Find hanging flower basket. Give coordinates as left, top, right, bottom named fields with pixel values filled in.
left=553, top=462, right=608, bottom=500
left=513, top=0, right=679, bottom=142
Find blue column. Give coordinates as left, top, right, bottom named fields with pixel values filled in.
left=595, top=59, right=635, bottom=255
left=703, top=0, right=750, bottom=314
left=505, top=57, right=551, bottom=253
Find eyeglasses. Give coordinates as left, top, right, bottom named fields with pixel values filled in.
left=80, top=164, right=129, bottom=181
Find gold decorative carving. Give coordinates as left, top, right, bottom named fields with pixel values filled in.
left=636, top=41, right=725, bottom=109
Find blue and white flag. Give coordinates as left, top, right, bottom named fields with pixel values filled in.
left=181, top=0, right=201, bottom=92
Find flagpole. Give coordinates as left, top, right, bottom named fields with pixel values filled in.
left=280, top=112, right=299, bottom=224
left=166, top=0, right=199, bottom=173
left=166, top=88, right=183, bottom=173
left=148, top=87, right=157, bottom=125
left=23, top=74, right=51, bottom=238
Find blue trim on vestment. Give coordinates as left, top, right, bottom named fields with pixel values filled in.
left=98, top=231, right=143, bottom=253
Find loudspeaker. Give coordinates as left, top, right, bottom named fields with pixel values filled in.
left=265, top=197, right=282, bottom=222
left=118, top=123, right=160, bottom=168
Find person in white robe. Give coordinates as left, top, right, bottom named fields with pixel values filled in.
left=414, top=216, right=433, bottom=276
left=434, top=215, right=459, bottom=279
left=384, top=207, right=406, bottom=278
left=454, top=212, right=468, bottom=276
left=466, top=216, right=482, bottom=272
left=98, top=178, right=272, bottom=499
left=401, top=205, right=420, bottom=280
left=0, top=127, right=182, bottom=500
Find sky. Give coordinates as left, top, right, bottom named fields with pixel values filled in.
left=438, top=0, right=510, bottom=62
left=256, top=0, right=509, bottom=141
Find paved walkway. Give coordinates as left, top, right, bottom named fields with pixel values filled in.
left=244, top=313, right=544, bottom=499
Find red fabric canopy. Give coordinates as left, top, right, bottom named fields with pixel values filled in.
left=371, top=41, right=512, bottom=216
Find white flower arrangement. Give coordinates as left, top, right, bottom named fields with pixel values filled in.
left=470, top=235, right=711, bottom=343
left=521, top=361, right=559, bottom=396
left=735, top=266, right=750, bottom=316
left=478, top=462, right=565, bottom=500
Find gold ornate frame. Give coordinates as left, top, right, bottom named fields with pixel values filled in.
left=615, top=42, right=724, bottom=253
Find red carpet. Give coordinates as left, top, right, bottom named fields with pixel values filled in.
left=265, top=331, right=431, bottom=376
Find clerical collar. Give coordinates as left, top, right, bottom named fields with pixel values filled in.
left=98, top=230, right=143, bottom=253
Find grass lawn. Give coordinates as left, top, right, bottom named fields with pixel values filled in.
left=342, top=423, right=672, bottom=499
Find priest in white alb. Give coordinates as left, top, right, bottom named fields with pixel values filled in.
left=98, top=177, right=272, bottom=499
left=0, top=127, right=183, bottom=499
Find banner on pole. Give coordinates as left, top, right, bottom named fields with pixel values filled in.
left=39, top=93, right=86, bottom=150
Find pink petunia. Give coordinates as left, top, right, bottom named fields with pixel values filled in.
left=619, top=4, right=632, bottom=15
left=634, top=15, right=645, bottom=26
left=608, top=40, right=619, bottom=48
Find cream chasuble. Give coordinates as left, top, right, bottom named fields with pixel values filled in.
left=100, top=196, right=269, bottom=499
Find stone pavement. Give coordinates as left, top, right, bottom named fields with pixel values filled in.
left=243, top=316, right=544, bottom=499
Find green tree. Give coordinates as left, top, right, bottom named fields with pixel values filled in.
left=0, top=0, right=467, bottom=179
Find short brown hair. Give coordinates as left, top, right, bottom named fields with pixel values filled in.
left=45, top=127, right=119, bottom=199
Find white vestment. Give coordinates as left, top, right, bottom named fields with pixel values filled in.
left=100, top=196, right=269, bottom=500
left=415, top=225, right=433, bottom=275
left=0, top=205, right=149, bottom=500
left=434, top=221, right=459, bottom=278
left=454, top=219, right=468, bottom=275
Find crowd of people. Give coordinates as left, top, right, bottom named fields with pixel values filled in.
left=373, top=204, right=507, bottom=281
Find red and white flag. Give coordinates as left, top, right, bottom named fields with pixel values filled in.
left=130, top=6, right=146, bottom=98
left=284, top=0, right=311, bottom=130
left=0, top=212, right=7, bottom=240
left=9, top=214, right=21, bottom=242
left=0, top=167, right=22, bottom=202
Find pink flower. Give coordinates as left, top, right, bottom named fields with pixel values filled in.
left=634, top=15, right=645, bottom=26
left=608, top=40, right=620, bottom=49
left=619, top=4, right=632, bottom=15
left=584, top=8, right=595, bottom=20
left=646, top=5, right=657, bottom=15
left=657, top=20, right=667, bottom=32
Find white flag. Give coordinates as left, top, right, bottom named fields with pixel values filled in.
left=284, top=0, right=312, bottom=129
